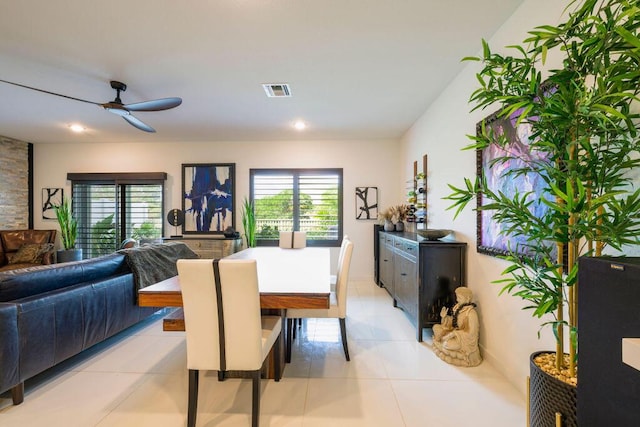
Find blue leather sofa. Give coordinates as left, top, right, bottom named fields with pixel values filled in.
left=0, top=253, right=160, bottom=405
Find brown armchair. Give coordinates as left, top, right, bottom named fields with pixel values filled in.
left=0, top=230, right=57, bottom=272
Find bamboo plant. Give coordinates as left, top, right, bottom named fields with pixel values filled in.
left=446, top=0, right=640, bottom=380
left=241, top=197, right=257, bottom=248
left=54, top=196, right=78, bottom=250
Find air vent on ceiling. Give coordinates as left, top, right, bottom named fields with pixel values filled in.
left=262, top=83, right=291, bottom=97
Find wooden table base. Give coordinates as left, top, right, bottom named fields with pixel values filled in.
left=162, top=308, right=186, bottom=331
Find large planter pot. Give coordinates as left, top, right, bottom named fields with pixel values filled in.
left=529, top=351, right=577, bottom=427
left=56, top=249, right=83, bottom=263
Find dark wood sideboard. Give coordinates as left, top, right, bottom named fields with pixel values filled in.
left=378, top=231, right=466, bottom=341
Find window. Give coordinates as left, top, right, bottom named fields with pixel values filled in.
left=250, top=168, right=343, bottom=246
left=68, top=173, right=166, bottom=258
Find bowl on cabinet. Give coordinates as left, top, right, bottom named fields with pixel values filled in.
left=416, top=229, right=452, bottom=241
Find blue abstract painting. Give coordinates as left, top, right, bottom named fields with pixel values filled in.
left=182, top=163, right=235, bottom=234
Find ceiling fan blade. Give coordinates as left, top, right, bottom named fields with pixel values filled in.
left=122, top=114, right=156, bottom=133
left=0, top=78, right=101, bottom=106
left=2, top=78, right=176, bottom=133
left=124, top=97, right=182, bottom=112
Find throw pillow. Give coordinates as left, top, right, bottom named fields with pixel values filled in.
left=9, top=243, right=55, bottom=265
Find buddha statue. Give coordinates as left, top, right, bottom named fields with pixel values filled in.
left=432, top=287, right=482, bottom=367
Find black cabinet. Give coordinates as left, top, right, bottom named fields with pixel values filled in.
left=578, top=256, right=640, bottom=425
left=378, top=233, right=395, bottom=296
left=377, top=231, right=466, bottom=341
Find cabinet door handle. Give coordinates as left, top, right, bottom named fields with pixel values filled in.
left=401, top=273, right=407, bottom=276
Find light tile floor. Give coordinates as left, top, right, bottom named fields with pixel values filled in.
left=0, top=279, right=525, bottom=426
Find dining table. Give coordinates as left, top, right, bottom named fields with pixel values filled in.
left=137, top=246, right=331, bottom=377
left=138, top=246, right=330, bottom=313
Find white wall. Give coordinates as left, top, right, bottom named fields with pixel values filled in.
left=33, top=138, right=401, bottom=280
left=401, top=0, right=568, bottom=395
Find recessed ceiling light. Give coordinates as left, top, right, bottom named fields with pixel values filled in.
left=293, top=120, right=306, bottom=130
left=69, top=124, right=85, bottom=133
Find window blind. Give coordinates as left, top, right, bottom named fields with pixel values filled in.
left=250, top=169, right=342, bottom=246
left=69, top=173, right=166, bottom=258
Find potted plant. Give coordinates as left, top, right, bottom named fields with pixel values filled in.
left=446, top=0, right=640, bottom=424
left=54, top=196, right=83, bottom=262
left=393, top=204, right=411, bottom=232
left=241, top=197, right=257, bottom=248
left=379, top=207, right=396, bottom=232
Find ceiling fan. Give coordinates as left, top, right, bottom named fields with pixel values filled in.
left=0, top=79, right=182, bottom=133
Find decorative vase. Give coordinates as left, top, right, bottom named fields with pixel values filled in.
left=529, top=351, right=577, bottom=427
left=56, top=249, right=83, bottom=263
left=395, top=221, right=404, bottom=232
left=383, top=220, right=395, bottom=232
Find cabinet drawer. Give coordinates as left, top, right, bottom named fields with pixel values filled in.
left=402, top=241, right=418, bottom=258
left=384, top=234, right=395, bottom=244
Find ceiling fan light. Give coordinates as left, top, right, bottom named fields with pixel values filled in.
left=293, top=120, right=307, bottom=130
left=68, top=124, right=85, bottom=133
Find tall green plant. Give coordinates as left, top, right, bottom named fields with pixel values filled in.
left=241, top=197, right=257, bottom=248
left=92, top=214, right=116, bottom=256
left=446, top=0, right=640, bottom=378
left=54, top=196, right=78, bottom=250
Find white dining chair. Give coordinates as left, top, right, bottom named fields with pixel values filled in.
left=278, top=231, right=307, bottom=248
left=330, top=235, right=350, bottom=291
left=291, top=235, right=350, bottom=340
left=286, top=240, right=354, bottom=362
left=177, top=258, right=282, bottom=427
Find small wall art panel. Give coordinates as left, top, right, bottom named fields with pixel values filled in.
left=42, top=188, right=63, bottom=220
left=355, top=186, right=378, bottom=220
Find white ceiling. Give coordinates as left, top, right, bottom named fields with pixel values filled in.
left=0, top=0, right=525, bottom=144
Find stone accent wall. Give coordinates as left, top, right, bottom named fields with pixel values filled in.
left=0, top=135, right=31, bottom=229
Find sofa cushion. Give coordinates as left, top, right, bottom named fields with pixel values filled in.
left=8, top=243, right=55, bottom=265
left=0, top=253, right=129, bottom=302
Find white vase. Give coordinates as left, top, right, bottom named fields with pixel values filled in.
left=384, top=220, right=395, bottom=232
